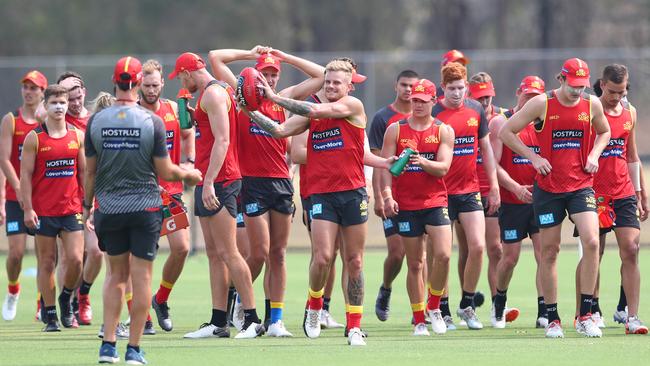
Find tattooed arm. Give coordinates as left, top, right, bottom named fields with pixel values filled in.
left=241, top=106, right=310, bottom=138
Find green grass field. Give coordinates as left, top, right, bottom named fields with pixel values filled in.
left=1, top=247, right=649, bottom=366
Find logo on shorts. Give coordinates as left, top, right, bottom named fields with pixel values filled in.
left=538, top=213, right=555, bottom=225
left=504, top=229, right=518, bottom=241
left=442, top=207, right=449, bottom=220
left=383, top=219, right=394, bottom=229
left=7, top=221, right=19, bottom=233
left=75, top=213, right=83, bottom=225
left=398, top=222, right=410, bottom=232
left=475, top=193, right=482, bottom=202
left=359, top=199, right=368, bottom=216
left=585, top=195, right=596, bottom=209
left=312, top=203, right=323, bottom=215
left=245, top=203, right=259, bottom=214
left=236, top=213, right=244, bottom=224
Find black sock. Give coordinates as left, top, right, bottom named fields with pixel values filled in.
left=323, top=297, right=331, bottom=312
left=579, top=294, right=593, bottom=317
left=537, top=297, right=547, bottom=318
left=79, top=281, right=93, bottom=296
left=494, top=288, right=507, bottom=319
left=440, top=297, right=451, bottom=317
left=59, top=287, right=73, bottom=303
left=226, top=287, right=236, bottom=316
left=211, top=309, right=227, bottom=327
left=380, top=285, right=392, bottom=295
left=243, top=309, right=261, bottom=327
left=127, top=344, right=140, bottom=353
left=102, top=340, right=116, bottom=347
left=591, top=297, right=602, bottom=315
left=459, top=291, right=475, bottom=309
left=264, top=299, right=271, bottom=323
left=546, top=303, right=560, bottom=323
left=617, top=286, right=627, bottom=312
left=45, top=305, right=57, bottom=321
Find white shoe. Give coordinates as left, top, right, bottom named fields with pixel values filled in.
left=235, top=322, right=265, bottom=339
left=457, top=307, right=483, bottom=329
left=184, top=323, right=230, bottom=338
left=443, top=315, right=457, bottom=330
left=458, top=319, right=467, bottom=327
left=428, top=309, right=447, bottom=335
left=491, top=306, right=506, bottom=329
left=2, top=293, right=19, bottom=321
left=267, top=320, right=293, bottom=337
left=97, top=323, right=130, bottom=339
left=347, top=327, right=366, bottom=346
left=413, top=323, right=430, bottom=336
left=626, top=316, right=649, bottom=335
left=592, top=312, right=606, bottom=329
left=303, top=309, right=321, bottom=338
left=320, top=310, right=344, bottom=329
left=545, top=320, right=564, bottom=338
left=613, top=306, right=628, bottom=324
left=575, top=315, right=603, bottom=338
left=232, top=294, right=245, bottom=331
left=536, top=317, right=549, bottom=328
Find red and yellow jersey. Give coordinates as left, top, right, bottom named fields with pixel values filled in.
left=392, top=120, right=447, bottom=210
left=6, top=108, right=39, bottom=201
left=535, top=91, right=593, bottom=193
left=593, top=101, right=635, bottom=199
left=65, top=113, right=90, bottom=132
left=477, top=105, right=507, bottom=196
left=154, top=99, right=183, bottom=195
left=500, top=123, right=539, bottom=204
left=238, top=98, right=289, bottom=178
left=194, top=80, right=241, bottom=185
left=31, top=125, right=82, bottom=216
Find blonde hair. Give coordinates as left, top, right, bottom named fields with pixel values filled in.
left=142, top=59, right=163, bottom=76
left=469, top=72, right=492, bottom=84
left=325, top=59, right=354, bottom=75
left=90, top=91, right=115, bottom=113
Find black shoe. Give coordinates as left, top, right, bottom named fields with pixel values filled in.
left=58, top=295, right=74, bottom=328
left=72, top=295, right=79, bottom=322
left=143, top=319, right=156, bottom=335
left=152, top=295, right=173, bottom=332
left=473, top=291, right=485, bottom=308
left=43, top=317, right=61, bottom=332
left=344, top=327, right=368, bottom=338
left=39, top=296, right=46, bottom=325
left=375, top=286, right=391, bottom=321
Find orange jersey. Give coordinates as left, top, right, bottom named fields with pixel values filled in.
left=500, top=124, right=539, bottom=204
left=153, top=99, right=183, bottom=195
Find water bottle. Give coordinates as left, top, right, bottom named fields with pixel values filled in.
left=390, top=147, right=415, bottom=176
left=177, top=88, right=193, bottom=130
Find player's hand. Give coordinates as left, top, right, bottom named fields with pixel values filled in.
left=486, top=186, right=501, bottom=215
left=515, top=184, right=533, bottom=204
left=257, top=75, right=275, bottom=100
left=383, top=197, right=399, bottom=218
left=252, top=45, right=273, bottom=57
left=373, top=197, right=386, bottom=219
left=584, top=154, right=599, bottom=174
left=83, top=207, right=95, bottom=231
left=270, top=48, right=287, bottom=61
left=531, top=155, right=552, bottom=176
left=180, top=161, right=195, bottom=171
left=202, top=182, right=221, bottom=211
left=24, top=209, right=38, bottom=230
left=183, top=169, right=203, bottom=187
left=637, top=190, right=649, bottom=221
left=383, top=156, right=398, bottom=170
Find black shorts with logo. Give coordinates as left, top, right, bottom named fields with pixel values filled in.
left=310, top=188, right=368, bottom=227
left=532, top=184, right=596, bottom=228
left=498, top=203, right=539, bottom=244
left=236, top=197, right=245, bottom=228
left=94, top=210, right=163, bottom=261
left=383, top=217, right=399, bottom=237
left=5, top=200, right=35, bottom=236
left=396, top=207, right=451, bottom=237
left=301, top=197, right=312, bottom=231
left=481, top=196, right=499, bottom=218
left=241, top=177, right=294, bottom=216
left=605, top=195, right=641, bottom=232
left=36, top=213, right=84, bottom=238
left=448, top=192, right=483, bottom=221
left=194, top=180, right=241, bottom=218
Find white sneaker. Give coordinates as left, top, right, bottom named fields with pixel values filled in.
left=429, top=309, right=447, bottom=335
left=613, top=306, right=628, bottom=324
left=545, top=320, right=564, bottom=338
left=184, top=323, right=230, bottom=338
left=2, top=293, right=19, bottom=321
left=536, top=317, right=549, bottom=328
left=235, top=322, right=265, bottom=339
left=575, top=315, right=603, bottom=338
left=491, top=306, right=506, bottom=329
left=592, top=312, right=606, bottom=329
left=303, top=309, right=321, bottom=338
left=347, top=327, right=366, bottom=346
left=457, top=307, right=483, bottom=329
left=267, top=320, right=293, bottom=337
left=320, top=310, right=344, bottom=328
left=97, top=323, right=130, bottom=340
left=626, top=316, right=649, bottom=335
left=443, top=315, right=457, bottom=330
left=232, top=294, right=245, bottom=331
left=458, top=319, right=467, bottom=327
left=413, top=323, right=430, bottom=336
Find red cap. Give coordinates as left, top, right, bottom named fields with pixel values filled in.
left=112, top=56, right=142, bottom=85
left=519, top=75, right=545, bottom=95
left=169, top=52, right=206, bottom=79
left=468, top=80, right=495, bottom=99
left=441, top=49, right=469, bottom=66
left=410, top=79, right=436, bottom=102
left=255, top=53, right=281, bottom=72
left=21, top=70, right=48, bottom=90
left=351, top=69, right=367, bottom=84
left=561, top=58, right=590, bottom=87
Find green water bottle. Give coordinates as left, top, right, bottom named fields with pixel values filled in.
left=177, top=88, right=193, bottom=130
left=390, top=147, right=415, bottom=176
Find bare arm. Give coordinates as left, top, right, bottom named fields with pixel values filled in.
left=275, top=49, right=325, bottom=101
left=76, top=130, right=86, bottom=192
left=627, top=106, right=648, bottom=220
left=19, top=132, right=37, bottom=211
left=364, top=136, right=392, bottom=169
left=584, top=98, right=611, bottom=174
left=203, top=87, right=231, bottom=184
left=242, top=106, right=310, bottom=138
left=379, top=124, right=399, bottom=217
left=0, top=168, right=5, bottom=225
left=0, top=113, right=20, bottom=196
left=84, top=156, right=97, bottom=208
left=479, top=132, right=501, bottom=213
left=207, top=46, right=268, bottom=89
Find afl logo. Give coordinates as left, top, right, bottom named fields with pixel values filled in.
left=166, top=218, right=177, bottom=232
left=623, top=121, right=633, bottom=131
left=467, top=117, right=478, bottom=127
left=577, top=112, right=589, bottom=122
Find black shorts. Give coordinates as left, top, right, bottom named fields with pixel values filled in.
left=310, top=188, right=368, bottom=227
left=301, top=197, right=312, bottom=231
left=94, top=210, right=163, bottom=261
left=5, top=200, right=35, bottom=236
left=448, top=192, right=483, bottom=221
left=36, top=214, right=84, bottom=238
left=481, top=196, right=499, bottom=218
left=194, top=180, right=241, bottom=218
left=383, top=217, right=399, bottom=237
left=241, top=177, right=294, bottom=216
left=236, top=197, right=245, bottom=228
left=532, top=184, right=596, bottom=228
left=396, top=207, right=451, bottom=237
left=498, top=203, right=539, bottom=243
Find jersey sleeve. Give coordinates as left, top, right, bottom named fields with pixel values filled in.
left=478, top=107, right=489, bottom=139
left=84, top=115, right=97, bottom=158
left=368, top=111, right=387, bottom=150
left=152, top=115, right=168, bottom=158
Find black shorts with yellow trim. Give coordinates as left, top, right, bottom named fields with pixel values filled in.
left=396, top=207, right=451, bottom=237
left=448, top=192, right=483, bottom=221
left=309, top=188, right=368, bottom=227
left=532, top=184, right=596, bottom=228
left=499, top=203, right=539, bottom=243
left=36, top=213, right=84, bottom=238
left=194, top=180, right=241, bottom=219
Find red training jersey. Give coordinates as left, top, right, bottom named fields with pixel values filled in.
left=535, top=91, right=593, bottom=193
left=31, top=125, right=82, bottom=216
left=6, top=108, right=39, bottom=201
left=392, top=120, right=447, bottom=210
left=477, top=105, right=507, bottom=196
left=593, top=101, right=635, bottom=199
left=194, top=80, right=241, bottom=185
left=154, top=99, right=183, bottom=195
left=65, top=113, right=90, bottom=132
left=500, top=123, right=539, bottom=204
left=238, top=98, right=289, bottom=178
